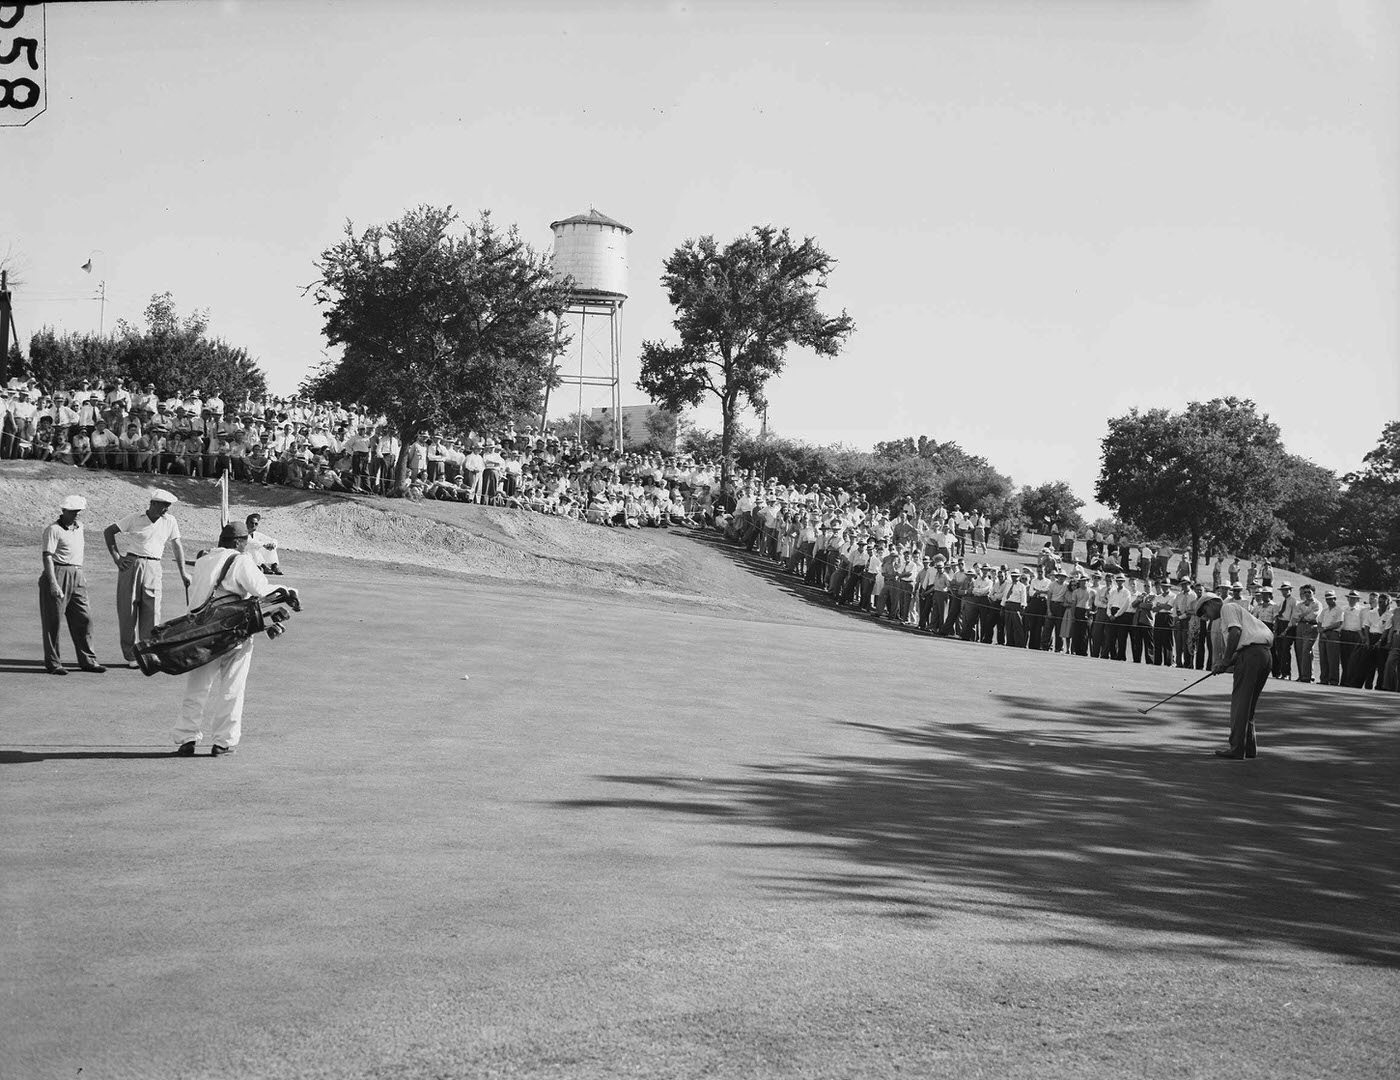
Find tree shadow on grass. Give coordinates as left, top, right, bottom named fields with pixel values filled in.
left=556, top=686, right=1400, bottom=966
left=0, top=748, right=181, bottom=762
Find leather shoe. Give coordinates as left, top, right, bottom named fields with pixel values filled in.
left=1214, top=744, right=1246, bottom=759
left=80, top=664, right=107, bottom=673
left=211, top=745, right=237, bottom=757
left=174, top=741, right=196, bottom=757
left=46, top=665, right=70, bottom=676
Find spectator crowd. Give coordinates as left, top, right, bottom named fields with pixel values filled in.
left=0, top=375, right=714, bottom=525
left=5, top=374, right=1395, bottom=692
left=705, top=476, right=1399, bottom=693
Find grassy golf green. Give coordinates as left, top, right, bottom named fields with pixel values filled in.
left=1, top=476, right=1396, bottom=1079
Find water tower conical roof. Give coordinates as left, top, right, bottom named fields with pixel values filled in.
left=549, top=209, right=632, bottom=234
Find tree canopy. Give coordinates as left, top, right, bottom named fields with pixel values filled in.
left=1336, top=421, right=1400, bottom=588
left=637, top=225, right=854, bottom=490
left=1019, top=480, right=1085, bottom=533
left=305, top=205, right=567, bottom=478
left=1096, top=398, right=1287, bottom=571
left=22, top=292, right=267, bottom=401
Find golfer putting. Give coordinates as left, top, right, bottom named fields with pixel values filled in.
left=1134, top=590, right=1273, bottom=759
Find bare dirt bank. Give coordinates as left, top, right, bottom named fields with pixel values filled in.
left=0, top=461, right=746, bottom=607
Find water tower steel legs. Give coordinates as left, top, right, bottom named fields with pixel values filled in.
left=542, top=296, right=623, bottom=451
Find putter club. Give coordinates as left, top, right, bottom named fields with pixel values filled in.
left=1137, top=670, right=1216, bottom=714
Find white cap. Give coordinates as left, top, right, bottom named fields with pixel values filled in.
left=60, top=495, right=87, bottom=511
left=150, top=488, right=178, bottom=505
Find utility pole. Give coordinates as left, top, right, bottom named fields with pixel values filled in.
left=97, top=279, right=106, bottom=335
left=0, top=270, right=12, bottom=385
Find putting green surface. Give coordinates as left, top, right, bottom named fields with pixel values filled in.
left=2, top=541, right=1397, bottom=1079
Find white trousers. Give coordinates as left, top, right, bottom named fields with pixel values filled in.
left=172, top=638, right=254, bottom=748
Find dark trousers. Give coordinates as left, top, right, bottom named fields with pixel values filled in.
left=960, top=597, right=983, bottom=641
left=942, top=594, right=963, bottom=637
left=1025, top=597, right=1047, bottom=650
left=1070, top=611, right=1090, bottom=656
left=1109, top=614, right=1133, bottom=660
left=1130, top=622, right=1154, bottom=663
left=1089, top=613, right=1108, bottom=658
left=1319, top=630, right=1341, bottom=685
left=1152, top=617, right=1174, bottom=666
left=39, top=566, right=99, bottom=670
left=1293, top=624, right=1318, bottom=682
left=1002, top=604, right=1026, bottom=647
left=1272, top=622, right=1293, bottom=678
left=917, top=591, right=935, bottom=631
left=1174, top=621, right=1191, bottom=667
left=1340, top=630, right=1364, bottom=686
left=980, top=599, right=998, bottom=643
left=1045, top=602, right=1067, bottom=651
left=929, top=591, right=948, bottom=634
left=1228, top=643, right=1271, bottom=751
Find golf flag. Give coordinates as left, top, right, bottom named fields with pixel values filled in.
left=219, top=469, right=229, bottom=528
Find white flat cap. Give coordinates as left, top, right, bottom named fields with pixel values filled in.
left=60, top=495, right=87, bottom=511
left=149, top=488, right=178, bottom=504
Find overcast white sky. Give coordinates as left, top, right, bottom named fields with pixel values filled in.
left=5, top=0, right=1397, bottom=516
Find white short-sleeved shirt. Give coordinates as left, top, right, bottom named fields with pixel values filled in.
left=113, top=510, right=180, bottom=558
left=43, top=520, right=85, bottom=566
left=188, top=548, right=270, bottom=607
left=1221, top=602, right=1275, bottom=648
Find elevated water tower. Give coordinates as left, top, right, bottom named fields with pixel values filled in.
left=544, top=209, right=631, bottom=450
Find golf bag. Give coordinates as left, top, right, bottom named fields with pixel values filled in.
left=133, top=553, right=302, bottom=676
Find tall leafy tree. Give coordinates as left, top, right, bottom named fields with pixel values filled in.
left=637, top=226, right=855, bottom=491
left=1019, top=480, right=1086, bottom=534
left=306, top=205, right=567, bottom=482
left=1273, top=454, right=1342, bottom=564
left=1096, top=397, right=1287, bottom=572
left=1338, top=421, right=1400, bottom=588
left=25, top=293, right=267, bottom=401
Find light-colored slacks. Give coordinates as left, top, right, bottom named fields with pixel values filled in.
left=173, top=638, right=255, bottom=749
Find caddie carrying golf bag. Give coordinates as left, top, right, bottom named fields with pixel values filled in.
left=133, top=554, right=302, bottom=677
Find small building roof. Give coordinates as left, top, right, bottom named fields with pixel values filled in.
left=549, top=209, right=632, bottom=234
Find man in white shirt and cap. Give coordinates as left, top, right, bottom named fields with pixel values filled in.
left=39, top=495, right=106, bottom=675
left=1199, top=590, right=1275, bottom=759
left=173, top=520, right=297, bottom=757
left=102, top=489, right=191, bottom=668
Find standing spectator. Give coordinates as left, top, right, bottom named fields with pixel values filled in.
left=39, top=495, right=105, bottom=675
left=481, top=441, right=505, bottom=504
left=1290, top=584, right=1321, bottom=683
left=1338, top=590, right=1367, bottom=686
left=102, top=490, right=191, bottom=669
left=1317, top=591, right=1344, bottom=685
left=1271, top=581, right=1295, bottom=679
left=461, top=441, right=484, bottom=504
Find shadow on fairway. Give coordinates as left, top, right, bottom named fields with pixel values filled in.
left=0, top=748, right=179, bottom=762
left=557, top=687, right=1400, bottom=967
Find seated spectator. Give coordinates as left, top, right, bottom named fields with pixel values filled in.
left=88, top=420, right=118, bottom=468
left=50, top=429, right=74, bottom=465
left=246, top=439, right=271, bottom=485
